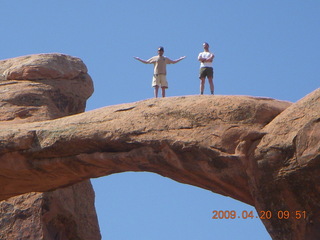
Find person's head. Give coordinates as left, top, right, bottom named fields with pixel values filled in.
left=203, top=42, right=210, bottom=51
left=158, top=46, right=164, bottom=56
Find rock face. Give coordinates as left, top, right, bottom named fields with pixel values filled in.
left=0, top=53, right=93, bottom=122
left=0, top=54, right=319, bottom=240
left=0, top=95, right=291, bottom=205
left=0, top=182, right=100, bottom=240
left=250, top=89, right=320, bottom=240
left=0, top=54, right=100, bottom=240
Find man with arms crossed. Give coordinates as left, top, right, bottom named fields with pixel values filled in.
left=198, top=42, right=215, bottom=95
left=134, top=46, right=185, bottom=98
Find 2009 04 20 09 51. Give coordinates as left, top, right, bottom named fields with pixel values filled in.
left=212, top=210, right=307, bottom=220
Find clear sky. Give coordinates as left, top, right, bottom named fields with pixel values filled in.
left=1, top=1, right=319, bottom=239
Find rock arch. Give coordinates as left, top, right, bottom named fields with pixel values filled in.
left=0, top=54, right=319, bottom=240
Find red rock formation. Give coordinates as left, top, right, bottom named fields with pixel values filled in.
left=0, top=95, right=291, bottom=204
left=249, top=89, right=320, bottom=240
left=0, top=53, right=93, bottom=122
left=0, top=54, right=100, bottom=240
left=0, top=182, right=100, bottom=240
left=0, top=53, right=319, bottom=240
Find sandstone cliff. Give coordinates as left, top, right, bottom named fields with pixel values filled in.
left=0, top=54, right=319, bottom=240
left=0, top=54, right=100, bottom=240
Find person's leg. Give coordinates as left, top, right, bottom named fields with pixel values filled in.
left=161, top=87, right=166, bottom=97
left=154, top=85, right=159, bottom=98
left=200, top=77, right=205, bottom=94
left=208, top=76, right=214, bottom=95
left=152, top=75, right=160, bottom=98
left=159, top=75, right=168, bottom=98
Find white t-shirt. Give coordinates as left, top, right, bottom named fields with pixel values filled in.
left=198, top=51, right=213, bottom=68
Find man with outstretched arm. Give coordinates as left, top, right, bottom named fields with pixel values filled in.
left=134, top=46, right=186, bottom=98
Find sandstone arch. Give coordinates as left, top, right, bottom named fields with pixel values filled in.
left=0, top=54, right=319, bottom=240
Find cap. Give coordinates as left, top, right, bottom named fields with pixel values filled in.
left=158, top=46, right=164, bottom=51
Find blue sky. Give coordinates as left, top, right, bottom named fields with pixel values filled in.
left=1, top=1, right=319, bottom=239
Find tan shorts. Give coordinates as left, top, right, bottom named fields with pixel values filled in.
left=152, top=74, right=168, bottom=88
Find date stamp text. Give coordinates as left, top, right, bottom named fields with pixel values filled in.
left=212, top=210, right=307, bottom=220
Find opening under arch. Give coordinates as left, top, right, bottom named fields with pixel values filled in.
left=92, top=172, right=271, bottom=240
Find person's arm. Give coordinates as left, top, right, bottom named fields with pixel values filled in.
left=206, top=53, right=214, bottom=62
left=166, top=56, right=186, bottom=64
left=198, top=53, right=214, bottom=63
left=198, top=53, right=206, bottom=63
left=133, top=56, right=150, bottom=64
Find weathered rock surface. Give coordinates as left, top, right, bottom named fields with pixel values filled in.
left=0, top=53, right=319, bottom=240
left=0, top=95, right=291, bottom=204
left=0, top=181, right=100, bottom=240
left=250, top=88, right=320, bottom=240
left=0, top=54, right=100, bottom=240
left=0, top=53, right=93, bottom=122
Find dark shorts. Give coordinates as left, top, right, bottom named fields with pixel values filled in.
left=199, top=67, right=213, bottom=79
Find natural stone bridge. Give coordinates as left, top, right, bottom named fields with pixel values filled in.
left=0, top=54, right=319, bottom=240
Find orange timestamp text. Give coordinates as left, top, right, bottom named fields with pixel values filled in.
left=212, top=210, right=307, bottom=220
